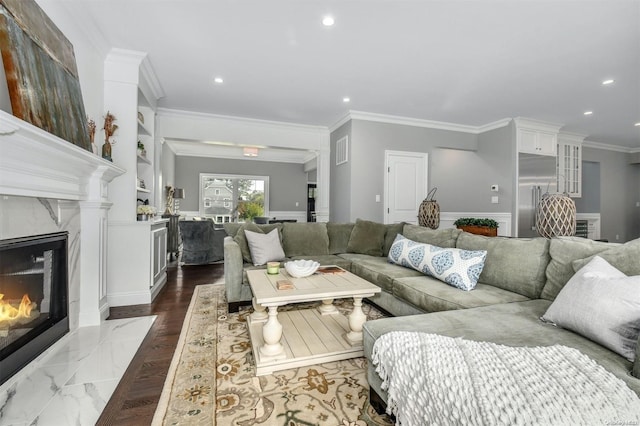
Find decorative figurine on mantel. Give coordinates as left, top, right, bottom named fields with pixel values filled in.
left=87, top=116, right=98, bottom=155
left=101, top=111, right=117, bottom=162
left=164, top=185, right=175, bottom=216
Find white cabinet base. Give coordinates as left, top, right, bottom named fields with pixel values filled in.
left=107, top=219, right=168, bottom=307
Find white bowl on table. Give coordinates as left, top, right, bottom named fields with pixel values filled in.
left=284, top=259, right=320, bottom=278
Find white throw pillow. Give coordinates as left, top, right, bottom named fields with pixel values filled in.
left=244, top=228, right=285, bottom=266
left=542, top=256, right=640, bottom=361
left=388, top=234, right=487, bottom=291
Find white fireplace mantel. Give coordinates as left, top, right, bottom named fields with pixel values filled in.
left=0, top=111, right=124, bottom=200
left=0, top=111, right=125, bottom=326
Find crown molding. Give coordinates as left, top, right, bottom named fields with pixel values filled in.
left=347, top=110, right=480, bottom=133
left=476, top=118, right=512, bottom=133
left=171, top=150, right=309, bottom=164
left=558, top=131, right=588, bottom=143
left=157, top=107, right=329, bottom=134
left=582, top=140, right=635, bottom=153
left=331, top=110, right=511, bottom=135
left=139, top=56, right=165, bottom=102
left=513, top=117, right=564, bottom=133
left=329, top=111, right=352, bottom=132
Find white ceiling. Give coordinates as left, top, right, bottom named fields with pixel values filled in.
left=50, top=0, right=640, bottom=151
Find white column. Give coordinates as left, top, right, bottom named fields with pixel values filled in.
left=78, top=165, right=118, bottom=326
left=78, top=201, right=112, bottom=325
left=315, top=147, right=330, bottom=222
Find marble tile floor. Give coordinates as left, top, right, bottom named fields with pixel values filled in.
left=0, top=316, right=156, bottom=426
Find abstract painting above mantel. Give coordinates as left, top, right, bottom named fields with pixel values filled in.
left=0, top=0, right=91, bottom=151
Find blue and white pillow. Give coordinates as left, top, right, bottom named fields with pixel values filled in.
left=388, top=234, right=487, bottom=291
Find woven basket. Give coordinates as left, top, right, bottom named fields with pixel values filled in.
left=535, top=193, right=576, bottom=238
left=418, top=188, right=440, bottom=229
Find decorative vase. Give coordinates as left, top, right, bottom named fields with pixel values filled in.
left=137, top=214, right=148, bottom=221
left=418, top=188, right=440, bottom=229
left=91, top=142, right=98, bottom=155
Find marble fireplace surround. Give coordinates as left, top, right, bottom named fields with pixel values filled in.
left=0, top=110, right=124, bottom=330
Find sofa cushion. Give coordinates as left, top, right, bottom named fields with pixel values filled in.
left=234, top=223, right=282, bottom=263
left=244, top=228, right=286, bottom=266
left=362, top=300, right=640, bottom=397
left=392, top=276, right=529, bottom=312
left=542, top=256, right=640, bottom=362
left=571, top=237, right=640, bottom=276
left=541, top=237, right=613, bottom=301
left=339, top=253, right=424, bottom=292
left=347, top=219, right=387, bottom=256
left=389, top=235, right=487, bottom=291
left=222, top=222, right=243, bottom=238
left=383, top=222, right=405, bottom=257
left=456, top=232, right=550, bottom=299
left=402, top=224, right=460, bottom=248
left=327, top=222, right=355, bottom=254
left=282, top=222, right=329, bottom=257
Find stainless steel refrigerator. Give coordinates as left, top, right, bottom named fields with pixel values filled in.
left=518, top=153, right=557, bottom=238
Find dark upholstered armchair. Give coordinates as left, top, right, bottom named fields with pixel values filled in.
left=178, top=220, right=226, bottom=265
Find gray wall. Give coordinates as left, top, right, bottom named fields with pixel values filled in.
left=632, top=163, right=640, bottom=239
left=342, top=120, right=479, bottom=222
left=330, top=121, right=352, bottom=223
left=582, top=147, right=638, bottom=242
left=175, top=156, right=307, bottom=213
left=307, top=169, right=317, bottom=182
left=160, top=144, right=176, bottom=212
left=434, top=125, right=514, bottom=212
left=574, top=161, right=600, bottom=213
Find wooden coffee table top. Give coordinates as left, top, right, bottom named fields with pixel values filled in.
left=246, top=267, right=380, bottom=306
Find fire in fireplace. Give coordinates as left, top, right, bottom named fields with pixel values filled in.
left=0, top=232, right=69, bottom=385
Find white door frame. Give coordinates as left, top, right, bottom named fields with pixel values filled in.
left=384, top=150, right=428, bottom=224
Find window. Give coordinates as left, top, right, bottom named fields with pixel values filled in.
left=199, top=173, right=269, bottom=223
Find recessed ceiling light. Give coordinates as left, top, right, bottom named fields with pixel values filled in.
left=635, top=122, right=640, bottom=127
left=584, top=111, right=593, bottom=116
left=322, top=16, right=335, bottom=26
left=213, top=76, right=224, bottom=84
left=343, top=97, right=350, bottom=103
left=602, top=79, right=615, bottom=85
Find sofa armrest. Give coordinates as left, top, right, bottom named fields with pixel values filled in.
left=224, top=236, right=245, bottom=303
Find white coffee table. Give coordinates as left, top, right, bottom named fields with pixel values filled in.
left=246, top=267, right=381, bottom=376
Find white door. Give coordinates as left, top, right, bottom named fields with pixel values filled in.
left=384, top=150, right=428, bottom=224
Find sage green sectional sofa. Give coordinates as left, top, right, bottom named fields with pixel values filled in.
left=223, top=219, right=640, bottom=409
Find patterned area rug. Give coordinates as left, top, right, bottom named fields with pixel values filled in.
left=152, top=282, right=393, bottom=425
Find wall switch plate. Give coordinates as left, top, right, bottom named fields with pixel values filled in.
left=636, top=201, right=640, bottom=207
left=295, top=201, right=299, bottom=207
left=491, top=196, right=499, bottom=204
left=491, top=184, right=499, bottom=192
left=375, top=194, right=381, bottom=202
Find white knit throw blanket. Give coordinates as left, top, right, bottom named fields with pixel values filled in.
left=372, top=332, right=640, bottom=426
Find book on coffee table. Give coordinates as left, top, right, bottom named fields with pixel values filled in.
left=316, top=265, right=346, bottom=274
left=277, top=279, right=294, bottom=290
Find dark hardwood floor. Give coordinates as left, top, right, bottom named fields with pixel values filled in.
left=96, top=260, right=224, bottom=425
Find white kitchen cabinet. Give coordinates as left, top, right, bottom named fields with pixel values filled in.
left=107, top=220, right=168, bottom=306
left=152, top=224, right=168, bottom=288
left=514, top=117, right=562, bottom=156
left=557, top=132, right=585, bottom=197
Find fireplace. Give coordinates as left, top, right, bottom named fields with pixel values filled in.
left=0, top=232, right=69, bottom=385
